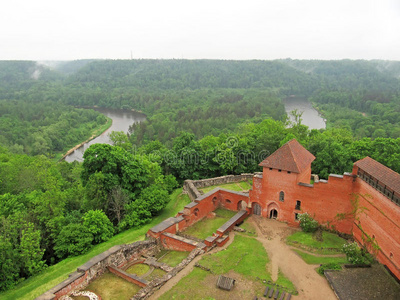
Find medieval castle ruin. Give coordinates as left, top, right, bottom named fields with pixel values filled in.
left=37, top=139, right=400, bottom=299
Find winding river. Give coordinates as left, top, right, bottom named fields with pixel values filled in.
left=283, top=97, right=326, bottom=129
left=65, top=107, right=146, bottom=162
left=65, top=98, right=323, bottom=162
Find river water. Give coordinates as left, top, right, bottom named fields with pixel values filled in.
left=283, top=97, right=326, bottom=129
left=65, top=107, right=146, bottom=162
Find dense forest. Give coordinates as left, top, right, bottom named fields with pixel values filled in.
left=1, top=59, right=400, bottom=292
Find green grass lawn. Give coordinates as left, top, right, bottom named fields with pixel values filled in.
left=126, top=264, right=150, bottom=276
left=199, top=181, right=251, bottom=194
left=276, top=269, right=297, bottom=294
left=158, top=251, right=189, bottom=267
left=74, top=272, right=141, bottom=300
left=201, top=235, right=271, bottom=281
left=160, top=235, right=296, bottom=299
left=286, top=231, right=347, bottom=254
left=158, top=268, right=209, bottom=300
left=239, top=181, right=252, bottom=190
left=238, top=219, right=257, bottom=237
left=0, top=188, right=190, bottom=300
left=144, top=268, right=166, bottom=281
left=293, top=249, right=348, bottom=265
left=183, top=209, right=237, bottom=240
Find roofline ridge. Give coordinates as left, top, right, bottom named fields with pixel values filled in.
left=287, top=140, right=300, bottom=173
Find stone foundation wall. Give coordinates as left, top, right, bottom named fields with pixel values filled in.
left=183, top=174, right=253, bottom=201
left=108, top=266, right=148, bottom=287
left=132, top=247, right=204, bottom=299
left=35, top=240, right=159, bottom=300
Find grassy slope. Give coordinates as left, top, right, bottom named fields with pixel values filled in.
left=201, top=235, right=271, bottom=281
left=183, top=209, right=237, bottom=239
left=0, top=189, right=190, bottom=300
left=199, top=181, right=251, bottom=194
left=286, top=231, right=347, bottom=254
left=160, top=235, right=273, bottom=300
left=293, top=250, right=348, bottom=265
left=239, top=219, right=258, bottom=237
left=158, top=251, right=190, bottom=267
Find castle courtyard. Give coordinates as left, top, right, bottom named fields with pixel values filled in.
left=149, top=216, right=399, bottom=300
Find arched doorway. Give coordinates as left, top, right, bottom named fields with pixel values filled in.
left=252, top=203, right=261, bottom=215
left=267, top=202, right=279, bottom=220
left=269, top=209, right=278, bottom=219
left=237, top=200, right=247, bottom=211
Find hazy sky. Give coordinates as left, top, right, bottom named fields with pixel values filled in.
left=1, top=0, right=399, bottom=61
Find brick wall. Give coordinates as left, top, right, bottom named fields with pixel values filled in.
left=53, top=272, right=87, bottom=300
left=108, top=266, right=147, bottom=287
left=160, top=233, right=206, bottom=251
left=250, top=168, right=355, bottom=234
left=352, top=179, right=400, bottom=279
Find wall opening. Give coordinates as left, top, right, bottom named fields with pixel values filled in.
left=194, top=208, right=199, bottom=217
left=269, top=209, right=278, bottom=219
left=237, top=200, right=247, bottom=211
left=295, top=200, right=301, bottom=210
left=279, top=191, right=284, bottom=202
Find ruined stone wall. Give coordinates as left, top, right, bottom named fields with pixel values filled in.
left=35, top=240, right=159, bottom=300
left=160, top=233, right=207, bottom=252
left=183, top=174, right=253, bottom=201
left=108, top=266, right=147, bottom=287
left=133, top=247, right=204, bottom=300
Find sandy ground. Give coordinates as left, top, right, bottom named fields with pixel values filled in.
left=150, top=216, right=337, bottom=300
left=251, top=216, right=337, bottom=300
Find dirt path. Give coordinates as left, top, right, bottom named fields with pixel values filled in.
left=148, top=231, right=236, bottom=300
left=251, top=216, right=337, bottom=300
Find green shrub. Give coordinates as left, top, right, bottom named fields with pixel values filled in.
left=298, top=213, right=319, bottom=233
left=317, top=263, right=342, bottom=275
left=342, top=242, right=373, bottom=265
left=82, top=210, right=114, bottom=244
left=54, top=223, right=93, bottom=259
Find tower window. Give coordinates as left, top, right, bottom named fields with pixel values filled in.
left=295, top=213, right=299, bottom=221
left=295, top=201, right=301, bottom=210
left=279, top=191, right=284, bottom=202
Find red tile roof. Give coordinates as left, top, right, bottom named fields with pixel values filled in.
left=354, top=157, right=400, bottom=194
left=259, top=139, right=315, bottom=173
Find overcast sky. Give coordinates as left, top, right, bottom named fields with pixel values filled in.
left=1, top=0, right=399, bottom=61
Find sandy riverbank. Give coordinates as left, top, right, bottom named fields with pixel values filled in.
left=59, top=117, right=112, bottom=161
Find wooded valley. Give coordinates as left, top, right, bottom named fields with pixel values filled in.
left=1, top=59, right=400, bottom=292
